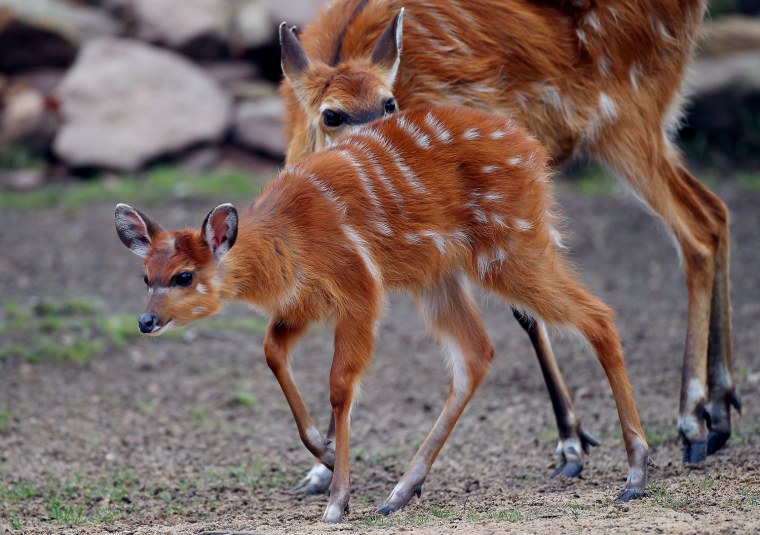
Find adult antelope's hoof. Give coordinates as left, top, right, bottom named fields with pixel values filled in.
left=706, top=430, right=731, bottom=456
left=289, top=464, right=332, bottom=495
left=615, top=487, right=644, bottom=502
left=376, top=485, right=423, bottom=516
left=550, top=460, right=583, bottom=479
left=550, top=427, right=599, bottom=479
left=682, top=439, right=707, bottom=464
left=706, top=390, right=742, bottom=455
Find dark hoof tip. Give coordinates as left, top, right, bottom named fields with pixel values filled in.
left=682, top=439, right=707, bottom=464
left=550, top=461, right=583, bottom=479
left=376, top=505, right=394, bottom=516
left=615, top=488, right=643, bottom=502
left=579, top=428, right=601, bottom=449
left=706, top=430, right=731, bottom=455
left=414, top=485, right=423, bottom=498
left=729, top=391, right=742, bottom=414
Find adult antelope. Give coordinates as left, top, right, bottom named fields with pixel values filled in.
left=279, top=0, right=737, bottom=487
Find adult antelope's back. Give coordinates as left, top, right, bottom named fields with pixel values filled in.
left=279, top=0, right=737, bottom=472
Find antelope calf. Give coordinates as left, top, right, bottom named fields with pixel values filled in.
left=279, top=0, right=737, bottom=470
left=115, top=106, right=649, bottom=522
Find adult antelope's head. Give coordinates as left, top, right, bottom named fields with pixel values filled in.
left=279, top=8, right=404, bottom=163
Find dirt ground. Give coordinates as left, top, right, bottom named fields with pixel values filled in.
left=0, top=176, right=758, bottom=534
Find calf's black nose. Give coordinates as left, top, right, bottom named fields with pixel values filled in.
left=138, top=313, right=157, bottom=334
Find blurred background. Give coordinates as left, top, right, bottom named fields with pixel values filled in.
left=0, top=0, right=758, bottom=190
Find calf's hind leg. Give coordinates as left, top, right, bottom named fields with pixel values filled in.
left=377, top=274, right=494, bottom=515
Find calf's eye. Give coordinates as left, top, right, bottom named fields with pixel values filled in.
left=384, top=98, right=397, bottom=114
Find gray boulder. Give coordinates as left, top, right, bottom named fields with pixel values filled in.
left=232, top=96, right=286, bottom=158
left=54, top=38, right=231, bottom=171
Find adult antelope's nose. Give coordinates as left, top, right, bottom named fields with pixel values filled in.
left=138, top=313, right=157, bottom=334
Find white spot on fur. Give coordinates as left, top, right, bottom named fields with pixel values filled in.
left=548, top=226, right=565, bottom=249
left=584, top=12, right=601, bottom=33
left=599, top=92, right=618, bottom=121
left=351, top=128, right=428, bottom=194
left=405, top=232, right=422, bottom=244
left=192, top=306, right=207, bottom=316
left=342, top=224, right=381, bottom=283
left=306, top=173, right=347, bottom=218
left=515, top=218, right=533, bottom=231
left=507, top=156, right=523, bottom=166
left=629, top=65, right=640, bottom=92
left=420, top=230, right=446, bottom=254
left=336, top=148, right=391, bottom=235
left=462, top=128, right=480, bottom=140
left=424, top=111, right=452, bottom=144
left=196, top=283, right=207, bottom=294
left=598, top=56, right=611, bottom=76
left=482, top=165, right=499, bottom=173
left=491, top=130, right=506, bottom=140
left=396, top=115, right=431, bottom=149
left=477, top=253, right=490, bottom=278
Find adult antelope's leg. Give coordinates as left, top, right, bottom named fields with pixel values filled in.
left=595, top=134, right=733, bottom=462
left=264, top=319, right=335, bottom=468
left=322, top=316, right=376, bottom=523
left=674, top=166, right=739, bottom=454
left=512, top=309, right=599, bottom=477
left=378, top=275, right=494, bottom=515
left=290, top=414, right=335, bottom=494
left=490, top=266, right=649, bottom=500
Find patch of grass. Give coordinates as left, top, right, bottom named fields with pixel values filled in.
left=0, top=410, right=11, bottom=431
left=644, top=425, right=678, bottom=447
left=48, top=500, right=84, bottom=526
left=735, top=172, right=760, bottom=191
left=0, top=166, right=270, bottom=210
left=467, top=507, right=523, bottom=522
left=208, top=461, right=294, bottom=490
left=231, top=390, right=257, bottom=408
left=567, top=164, right=615, bottom=196
left=646, top=481, right=676, bottom=509
left=0, top=144, right=43, bottom=171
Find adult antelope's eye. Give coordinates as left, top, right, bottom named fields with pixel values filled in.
left=173, top=271, right=193, bottom=287
left=322, top=109, right=344, bottom=127
left=143, top=274, right=149, bottom=286
left=384, top=98, right=397, bottom=114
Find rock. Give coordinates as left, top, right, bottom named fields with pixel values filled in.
left=0, top=0, right=119, bottom=72
left=682, top=51, right=760, bottom=163
left=133, top=0, right=231, bottom=59
left=0, top=80, right=57, bottom=151
left=54, top=38, right=232, bottom=171
left=701, top=16, right=760, bottom=57
left=232, top=96, right=286, bottom=158
left=230, top=0, right=273, bottom=50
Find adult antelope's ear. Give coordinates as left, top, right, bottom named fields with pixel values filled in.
left=280, top=22, right=312, bottom=85
left=370, top=8, right=403, bottom=86
left=115, top=204, right=163, bottom=258
left=202, top=203, right=238, bottom=262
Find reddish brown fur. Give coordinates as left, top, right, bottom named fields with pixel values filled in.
left=280, top=0, right=736, bottom=464
left=116, top=106, right=649, bottom=522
